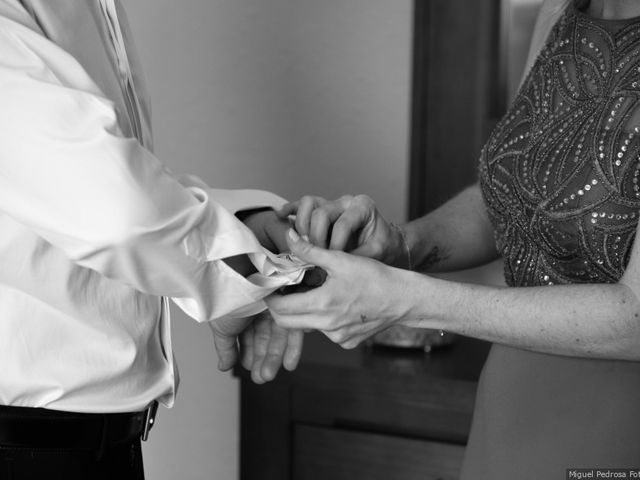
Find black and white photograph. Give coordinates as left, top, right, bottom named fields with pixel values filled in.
left=0, top=0, right=638, bottom=479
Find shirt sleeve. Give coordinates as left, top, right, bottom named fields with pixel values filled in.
left=0, top=19, right=306, bottom=322
left=177, top=174, right=288, bottom=214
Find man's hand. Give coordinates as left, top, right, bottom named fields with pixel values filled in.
left=210, top=315, right=254, bottom=372
left=213, top=310, right=304, bottom=384
left=212, top=209, right=306, bottom=381
left=241, top=209, right=292, bottom=253
left=239, top=311, right=304, bottom=383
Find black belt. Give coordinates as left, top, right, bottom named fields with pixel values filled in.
left=0, top=401, right=158, bottom=450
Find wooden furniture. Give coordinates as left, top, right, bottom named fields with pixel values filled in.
left=410, top=0, right=501, bottom=218
left=236, top=333, right=489, bottom=480
left=237, top=0, right=501, bottom=477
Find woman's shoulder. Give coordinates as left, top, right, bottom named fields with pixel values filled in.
left=522, top=0, right=573, bottom=77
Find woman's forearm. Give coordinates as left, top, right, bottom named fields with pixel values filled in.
left=402, top=185, right=499, bottom=273
left=402, top=273, right=640, bottom=360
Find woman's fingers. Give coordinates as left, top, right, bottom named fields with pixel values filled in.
left=309, top=208, right=332, bottom=248
left=268, top=228, right=398, bottom=349
left=308, top=202, right=349, bottom=248
left=276, top=201, right=299, bottom=219
left=269, top=232, right=362, bottom=329
left=278, top=195, right=371, bottom=254
left=270, top=285, right=394, bottom=349
left=330, top=206, right=370, bottom=251
left=285, top=228, right=341, bottom=270
left=267, top=303, right=325, bottom=331
left=293, top=196, right=326, bottom=237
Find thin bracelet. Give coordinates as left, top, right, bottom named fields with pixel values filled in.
left=390, top=222, right=412, bottom=270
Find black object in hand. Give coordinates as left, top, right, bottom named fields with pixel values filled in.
left=278, top=267, right=327, bottom=294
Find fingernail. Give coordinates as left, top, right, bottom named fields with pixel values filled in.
left=288, top=228, right=300, bottom=242
left=262, top=367, right=275, bottom=381
left=302, top=234, right=310, bottom=242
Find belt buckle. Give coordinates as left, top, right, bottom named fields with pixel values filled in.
left=142, top=400, right=159, bottom=442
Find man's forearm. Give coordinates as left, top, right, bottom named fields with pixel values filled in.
left=402, top=184, right=499, bottom=273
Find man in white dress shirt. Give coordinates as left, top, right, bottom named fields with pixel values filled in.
left=0, top=0, right=307, bottom=477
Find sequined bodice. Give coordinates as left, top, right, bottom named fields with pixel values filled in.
left=479, top=2, right=640, bottom=287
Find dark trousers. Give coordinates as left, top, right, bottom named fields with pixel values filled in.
left=0, top=405, right=149, bottom=480
left=0, top=440, right=145, bottom=480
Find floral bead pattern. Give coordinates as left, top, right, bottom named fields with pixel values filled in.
left=480, top=2, right=640, bottom=287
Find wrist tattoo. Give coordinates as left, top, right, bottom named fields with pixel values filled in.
left=390, top=223, right=412, bottom=270
left=419, top=245, right=449, bottom=271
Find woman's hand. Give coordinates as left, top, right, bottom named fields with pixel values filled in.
left=278, top=195, right=407, bottom=267
left=266, top=229, right=410, bottom=349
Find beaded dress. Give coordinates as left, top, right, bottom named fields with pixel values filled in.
left=463, top=1, right=640, bottom=477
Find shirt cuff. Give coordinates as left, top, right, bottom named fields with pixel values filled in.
left=176, top=174, right=287, bottom=214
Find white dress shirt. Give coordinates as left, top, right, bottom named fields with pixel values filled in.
left=0, top=0, right=306, bottom=413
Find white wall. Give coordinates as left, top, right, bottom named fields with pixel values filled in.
left=124, top=1, right=411, bottom=479
left=502, top=0, right=544, bottom=100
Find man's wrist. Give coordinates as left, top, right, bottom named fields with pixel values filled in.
left=223, top=255, right=257, bottom=277
left=239, top=209, right=291, bottom=254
